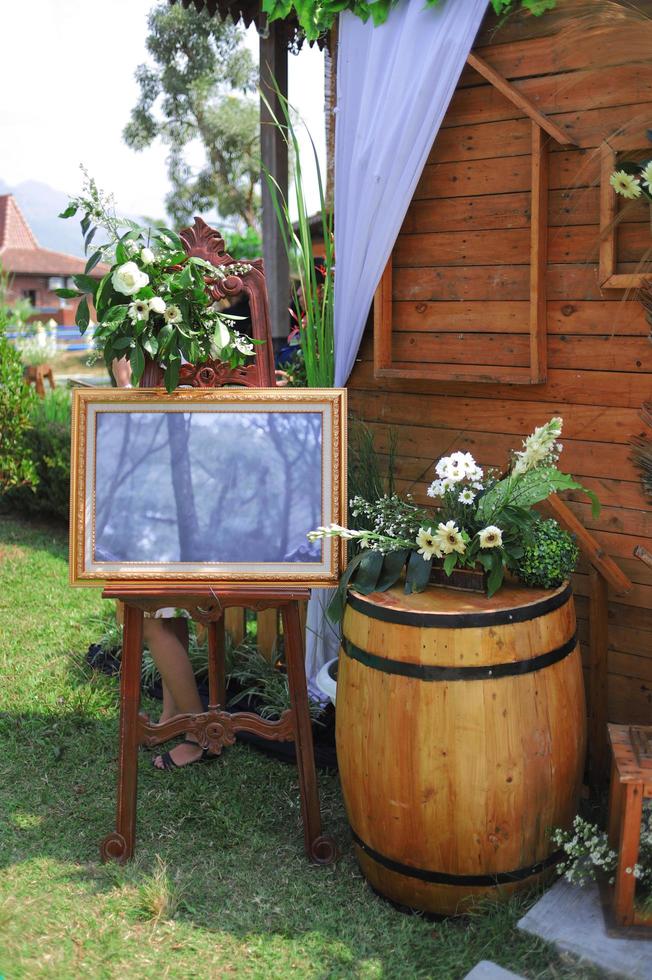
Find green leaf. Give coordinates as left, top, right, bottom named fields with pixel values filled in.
left=157, top=323, right=174, bottom=354
left=111, top=336, right=133, bottom=350
left=487, top=561, right=505, bottom=598
left=326, top=551, right=367, bottom=623
left=72, top=274, right=99, bottom=297
left=54, top=288, right=82, bottom=299
left=443, top=553, right=458, bottom=576
left=376, top=549, right=409, bottom=592
left=85, top=250, right=103, bottom=275
left=76, top=297, right=90, bottom=334
left=350, top=548, right=384, bottom=596
left=58, top=204, right=78, bottom=219
left=142, top=334, right=159, bottom=358
left=104, top=304, right=128, bottom=323
left=164, top=354, right=181, bottom=392
left=129, top=344, right=145, bottom=385
left=405, top=550, right=431, bottom=594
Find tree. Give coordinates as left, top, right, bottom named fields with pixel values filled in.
left=124, top=3, right=261, bottom=231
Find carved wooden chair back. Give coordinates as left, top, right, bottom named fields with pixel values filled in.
left=178, top=217, right=276, bottom=389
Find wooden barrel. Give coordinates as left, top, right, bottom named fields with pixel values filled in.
left=336, top=581, right=586, bottom=916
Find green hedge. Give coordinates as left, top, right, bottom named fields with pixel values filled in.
left=3, top=389, right=71, bottom=523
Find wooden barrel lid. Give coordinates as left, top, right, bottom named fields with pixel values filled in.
left=347, top=581, right=571, bottom=629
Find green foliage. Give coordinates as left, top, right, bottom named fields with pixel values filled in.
left=348, top=417, right=396, bottom=505
left=509, top=519, right=579, bottom=589
left=262, top=0, right=556, bottom=42
left=58, top=173, right=257, bottom=392
left=0, top=267, right=38, bottom=493
left=263, top=88, right=334, bottom=388
left=3, top=389, right=72, bottom=523
left=124, top=2, right=260, bottom=229
left=223, top=226, right=262, bottom=260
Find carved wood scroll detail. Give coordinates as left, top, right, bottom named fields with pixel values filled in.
left=137, top=708, right=296, bottom=752
left=179, top=216, right=277, bottom=387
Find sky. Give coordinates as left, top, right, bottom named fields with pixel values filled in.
left=0, top=0, right=326, bottom=221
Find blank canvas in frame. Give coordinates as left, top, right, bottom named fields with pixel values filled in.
left=69, top=388, right=346, bottom=586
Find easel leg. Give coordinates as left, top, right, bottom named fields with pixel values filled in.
left=100, top=603, right=143, bottom=863
left=207, top=618, right=226, bottom=708
left=283, top=602, right=337, bottom=865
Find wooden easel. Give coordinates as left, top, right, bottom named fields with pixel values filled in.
left=100, top=220, right=336, bottom=866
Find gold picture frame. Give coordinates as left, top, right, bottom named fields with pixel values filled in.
left=70, top=387, right=347, bottom=588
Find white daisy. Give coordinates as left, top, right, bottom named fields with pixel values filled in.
left=478, top=525, right=503, bottom=549
left=609, top=170, right=642, bottom=200
left=427, top=479, right=445, bottom=498
left=128, top=299, right=150, bottom=322
left=436, top=520, right=466, bottom=555
left=416, top=527, right=442, bottom=561
left=163, top=305, right=182, bottom=324
left=641, top=161, right=652, bottom=190
left=458, top=488, right=476, bottom=505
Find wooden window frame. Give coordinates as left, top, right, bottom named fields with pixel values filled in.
left=373, top=53, right=576, bottom=387
left=599, top=141, right=652, bottom=290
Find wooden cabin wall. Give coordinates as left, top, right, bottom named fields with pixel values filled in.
left=346, top=2, right=652, bottom=726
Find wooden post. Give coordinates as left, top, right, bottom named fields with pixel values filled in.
left=225, top=607, right=245, bottom=648
left=257, top=607, right=278, bottom=663
left=588, top=566, right=609, bottom=789
left=260, top=21, right=289, bottom=340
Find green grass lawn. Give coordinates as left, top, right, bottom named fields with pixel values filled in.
left=0, top=516, right=606, bottom=979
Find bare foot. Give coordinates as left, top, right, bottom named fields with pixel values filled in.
left=153, top=739, right=209, bottom=770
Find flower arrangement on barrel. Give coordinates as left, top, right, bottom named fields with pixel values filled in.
left=309, top=417, right=600, bottom=619
left=55, top=173, right=257, bottom=392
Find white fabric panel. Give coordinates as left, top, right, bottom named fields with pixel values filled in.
left=305, top=0, right=489, bottom=687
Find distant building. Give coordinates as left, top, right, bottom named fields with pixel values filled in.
left=0, top=194, right=103, bottom=326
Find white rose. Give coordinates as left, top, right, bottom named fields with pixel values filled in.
left=148, top=296, right=166, bottom=315
left=140, top=247, right=155, bottom=265
left=112, top=261, right=149, bottom=296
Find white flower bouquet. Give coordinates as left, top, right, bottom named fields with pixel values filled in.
left=309, top=417, right=600, bottom=620
left=55, top=172, right=257, bottom=392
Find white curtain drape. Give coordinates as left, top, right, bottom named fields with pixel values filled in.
left=305, top=0, right=489, bottom=688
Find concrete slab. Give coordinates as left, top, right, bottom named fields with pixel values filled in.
left=463, top=961, right=525, bottom=980
left=518, top=879, right=651, bottom=980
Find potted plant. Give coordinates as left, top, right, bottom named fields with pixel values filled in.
left=55, top=172, right=257, bottom=392
left=308, top=416, right=600, bottom=620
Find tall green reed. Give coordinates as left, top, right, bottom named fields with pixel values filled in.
left=262, top=87, right=334, bottom=388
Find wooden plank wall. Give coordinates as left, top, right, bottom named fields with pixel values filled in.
left=347, top=2, right=652, bottom=727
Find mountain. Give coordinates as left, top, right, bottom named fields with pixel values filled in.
left=1, top=179, right=86, bottom=257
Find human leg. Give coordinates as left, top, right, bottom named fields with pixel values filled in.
left=143, top=618, right=209, bottom=769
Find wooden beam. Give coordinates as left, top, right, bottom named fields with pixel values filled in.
left=541, top=494, right=633, bottom=595
left=588, top=565, right=609, bottom=788
left=599, top=141, right=617, bottom=285
left=260, top=22, right=290, bottom=340
left=466, top=52, right=577, bottom=147
left=529, top=122, right=548, bottom=383
left=373, top=257, right=393, bottom=376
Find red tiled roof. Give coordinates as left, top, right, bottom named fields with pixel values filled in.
left=1, top=247, right=100, bottom=276
left=0, top=195, right=38, bottom=250
left=0, top=194, right=106, bottom=277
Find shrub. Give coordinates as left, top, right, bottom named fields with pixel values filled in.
left=3, top=389, right=71, bottom=523
left=509, top=518, right=579, bottom=589
left=0, top=332, right=38, bottom=493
